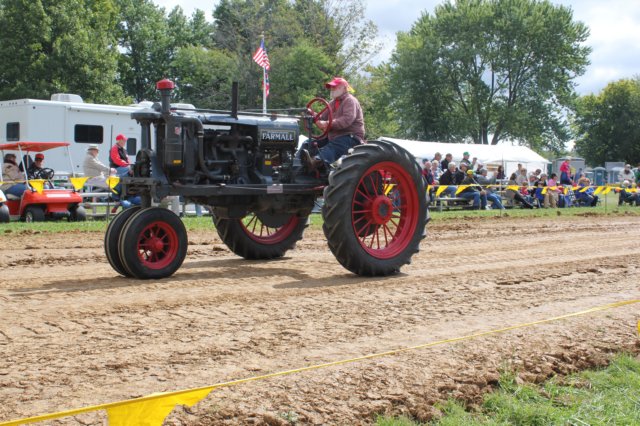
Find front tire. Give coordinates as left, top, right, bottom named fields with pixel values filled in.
left=213, top=212, right=308, bottom=260
left=104, top=206, right=141, bottom=277
left=118, top=207, right=188, bottom=279
left=322, top=140, right=428, bottom=276
left=23, top=206, right=45, bottom=222
left=0, top=204, right=9, bottom=223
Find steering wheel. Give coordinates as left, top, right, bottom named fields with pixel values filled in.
left=34, top=168, right=55, bottom=180
left=303, top=97, right=333, bottom=140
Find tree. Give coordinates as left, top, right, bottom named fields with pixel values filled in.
left=573, top=78, right=640, bottom=166
left=0, top=0, right=125, bottom=103
left=387, top=0, right=590, bottom=149
left=350, top=64, right=400, bottom=140
left=267, top=40, right=333, bottom=110
left=171, top=46, right=238, bottom=109
left=115, top=0, right=174, bottom=102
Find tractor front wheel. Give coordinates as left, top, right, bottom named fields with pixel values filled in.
left=104, top=206, right=141, bottom=277
left=118, top=207, right=188, bottom=279
left=322, top=140, right=428, bottom=276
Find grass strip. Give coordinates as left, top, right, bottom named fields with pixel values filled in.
left=376, top=354, right=640, bottom=425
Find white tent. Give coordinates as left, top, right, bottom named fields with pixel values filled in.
left=379, top=137, right=550, bottom=178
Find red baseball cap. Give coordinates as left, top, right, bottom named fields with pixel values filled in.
left=35, top=153, right=44, bottom=160
left=325, top=77, right=351, bottom=90
left=115, top=134, right=126, bottom=141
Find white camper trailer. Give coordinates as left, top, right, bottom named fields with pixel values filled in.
left=0, top=94, right=145, bottom=176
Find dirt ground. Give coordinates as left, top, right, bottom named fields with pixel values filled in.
left=1, top=213, right=639, bottom=425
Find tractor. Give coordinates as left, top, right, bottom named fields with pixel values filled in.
left=104, top=80, right=428, bottom=279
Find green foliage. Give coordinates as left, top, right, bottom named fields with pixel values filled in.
left=268, top=40, right=334, bottom=109
left=386, top=0, right=590, bottom=150
left=572, top=78, right=640, bottom=166
left=375, top=354, right=640, bottom=425
left=351, top=64, right=400, bottom=140
left=170, top=46, right=238, bottom=109
left=0, top=0, right=125, bottom=103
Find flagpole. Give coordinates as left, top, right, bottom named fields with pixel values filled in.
left=262, top=65, right=267, bottom=114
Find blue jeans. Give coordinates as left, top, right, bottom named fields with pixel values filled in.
left=460, top=191, right=483, bottom=209
left=487, top=192, right=504, bottom=209
left=5, top=183, right=28, bottom=198
left=115, top=166, right=131, bottom=177
left=304, top=135, right=359, bottom=167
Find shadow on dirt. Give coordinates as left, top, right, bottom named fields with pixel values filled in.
left=8, top=257, right=392, bottom=295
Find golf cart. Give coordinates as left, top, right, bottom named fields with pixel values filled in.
left=0, top=141, right=86, bottom=222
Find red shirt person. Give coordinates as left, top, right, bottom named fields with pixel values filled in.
left=301, top=77, right=365, bottom=172
left=109, top=134, right=131, bottom=176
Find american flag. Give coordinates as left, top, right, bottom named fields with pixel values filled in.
left=252, top=39, right=270, bottom=70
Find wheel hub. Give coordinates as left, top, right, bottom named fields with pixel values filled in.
left=149, top=236, right=164, bottom=252
left=370, top=196, right=394, bottom=225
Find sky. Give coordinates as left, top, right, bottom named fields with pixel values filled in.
left=153, top=0, right=640, bottom=96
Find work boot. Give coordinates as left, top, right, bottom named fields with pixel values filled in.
left=300, top=149, right=324, bottom=173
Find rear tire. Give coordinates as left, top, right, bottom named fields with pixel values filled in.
left=0, top=204, right=9, bottom=223
left=104, top=206, right=141, bottom=277
left=213, top=212, right=308, bottom=260
left=23, top=206, right=45, bottom=222
left=322, top=140, right=428, bottom=276
left=118, top=207, right=188, bottom=279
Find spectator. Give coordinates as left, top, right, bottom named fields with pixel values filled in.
left=84, top=145, right=116, bottom=189
left=456, top=162, right=469, bottom=184
left=441, top=153, right=453, bottom=172
left=529, top=168, right=542, bottom=185
left=422, top=160, right=436, bottom=185
left=575, top=175, right=598, bottom=207
left=545, top=173, right=561, bottom=208
left=1, top=153, right=27, bottom=198
left=431, top=160, right=442, bottom=180
left=432, top=152, right=442, bottom=163
left=110, top=134, right=132, bottom=177
left=618, top=164, right=636, bottom=184
left=634, top=163, right=640, bottom=183
left=505, top=172, right=534, bottom=209
left=460, top=169, right=488, bottom=209
left=460, top=151, right=471, bottom=166
left=618, top=180, right=639, bottom=206
left=27, top=153, right=51, bottom=179
left=559, top=157, right=572, bottom=185
left=515, top=168, right=528, bottom=186
left=476, top=168, right=505, bottom=209
left=438, top=162, right=459, bottom=197
left=496, top=165, right=506, bottom=180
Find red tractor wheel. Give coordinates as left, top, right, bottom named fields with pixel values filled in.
left=303, top=97, right=333, bottom=140
left=322, top=140, right=428, bottom=276
left=213, top=211, right=308, bottom=260
left=118, top=207, right=188, bottom=279
left=104, top=206, right=141, bottom=277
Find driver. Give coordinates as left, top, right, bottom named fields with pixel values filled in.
left=27, top=153, right=50, bottom=179
left=301, top=76, right=365, bottom=173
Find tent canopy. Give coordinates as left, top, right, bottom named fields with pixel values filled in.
left=379, top=137, right=549, bottom=176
